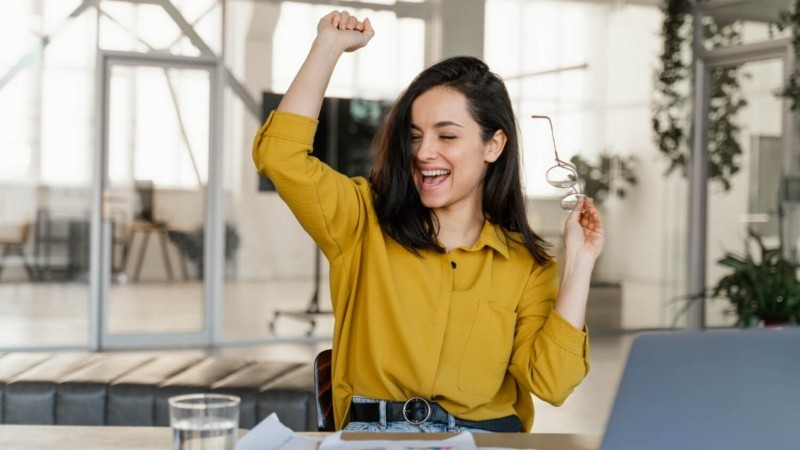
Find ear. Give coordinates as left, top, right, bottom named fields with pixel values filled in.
left=484, top=129, right=507, bottom=163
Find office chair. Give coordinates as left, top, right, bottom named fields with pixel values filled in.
left=0, top=223, right=35, bottom=281
left=314, top=349, right=334, bottom=431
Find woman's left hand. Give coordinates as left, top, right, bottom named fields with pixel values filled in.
left=563, top=196, right=604, bottom=264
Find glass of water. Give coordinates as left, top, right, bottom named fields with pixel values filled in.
left=169, top=393, right=240, bottom=450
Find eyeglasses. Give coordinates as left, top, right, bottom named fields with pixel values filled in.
left=531, top=115, right=586, bottom=211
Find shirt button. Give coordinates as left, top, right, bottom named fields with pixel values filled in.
left=450, top=261, right=457, bottom=269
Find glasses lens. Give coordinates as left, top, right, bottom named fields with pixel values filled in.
left=546, top=166, right=578, bottom=189
left=560, top=193, right=585, bottom=210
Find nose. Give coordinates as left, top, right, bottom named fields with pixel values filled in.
left=414, top=136, right=438, bottom=162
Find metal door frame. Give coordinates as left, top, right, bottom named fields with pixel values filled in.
left=686, top=19, right=794, bottom=329
left=91, top=50, right=224, bottom=349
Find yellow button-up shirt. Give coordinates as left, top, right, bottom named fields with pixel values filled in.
left=253, top=111, right=590, bottom=431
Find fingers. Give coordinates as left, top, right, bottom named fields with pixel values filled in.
left=318, top=11, right=374, bottom=52
left=328, top=10, right=367, bottom=31
left=362, top=18, right=374, bottom=37
left=579, top=199, right=603, bottom=233
left=330, top=11, right=348, bottom=28
left=566, top=196, right=586, bottom=223
left=346, top=15, right=359, bottom=30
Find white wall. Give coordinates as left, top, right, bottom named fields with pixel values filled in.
left=231, top=2, right=318, bottom=281
left=600, top=5, right=689, bottom=329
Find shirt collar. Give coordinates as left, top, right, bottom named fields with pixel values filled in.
left=465, top=220, right=510, bottom=259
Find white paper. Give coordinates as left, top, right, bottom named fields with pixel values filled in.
left=319, top=431, right=478, bottom=450
left=236, top=413, right=322, bottom=450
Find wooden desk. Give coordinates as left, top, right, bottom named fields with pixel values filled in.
left=0, top=425, right=601, bottom=450
left=325, top=432, right=601, bottom=449
left=123, top=221, right=191, bottom=282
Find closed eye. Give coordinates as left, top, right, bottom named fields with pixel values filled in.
left=440, top=135, right=456, bottom=140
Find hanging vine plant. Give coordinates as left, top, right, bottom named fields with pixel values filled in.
left=777, top=0, right=800, bottom=111
left=652, top=0, right=691, bottom=178
left=705, top=20, right=748, bottom=191
left=653, top=0, right=748, bottom=192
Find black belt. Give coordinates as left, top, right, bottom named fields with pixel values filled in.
left=350, top=397, right=522, bottom=432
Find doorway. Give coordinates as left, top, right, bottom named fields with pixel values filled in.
left=686, top=35, right=795, bottom=328
left=93, top=50, right=224, bottom=348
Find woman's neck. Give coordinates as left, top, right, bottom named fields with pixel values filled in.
left=434, top=207, right=485, bottom=252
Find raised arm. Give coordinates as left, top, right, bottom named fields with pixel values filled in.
left=555, top=196, right=605, bottom=329
left=253, top=12, right=376, bottom=262
left=278, top=11, right=375, bottom=119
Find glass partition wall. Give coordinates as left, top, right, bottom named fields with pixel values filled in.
left=0, top=0, right=434, bottom=350
left=0, top=0, right=226, bottom=350
left=0, top=1, right=98, bottom=349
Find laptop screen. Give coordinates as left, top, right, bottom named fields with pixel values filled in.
left=600, top=328, right=800, bottom=450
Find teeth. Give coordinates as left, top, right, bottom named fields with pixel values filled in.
left=421, top=170, right=450, bottom=177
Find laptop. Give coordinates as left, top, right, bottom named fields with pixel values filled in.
left=600, top=327, right=800, bottom=450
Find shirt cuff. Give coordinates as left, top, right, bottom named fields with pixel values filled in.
left=258, top=110, right=319, bottom=146
left=541, top=309, right=589, bottom=357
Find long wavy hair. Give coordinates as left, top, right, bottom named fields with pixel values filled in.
left=369, top=56, right=551, bottom=265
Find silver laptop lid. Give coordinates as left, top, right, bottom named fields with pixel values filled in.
left=600, top=328, right=800, bottom=450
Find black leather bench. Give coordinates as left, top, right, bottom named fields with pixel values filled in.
left=0, top=352, right=316, bottom=430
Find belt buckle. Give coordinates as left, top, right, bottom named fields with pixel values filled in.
left=402, top=397, right=432, bottom=425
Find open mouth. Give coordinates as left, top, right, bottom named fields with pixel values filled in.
left=420, top=169, right=451, bottom=188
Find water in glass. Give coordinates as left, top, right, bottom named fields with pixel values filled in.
left=172, top=416, right=237, bottom=450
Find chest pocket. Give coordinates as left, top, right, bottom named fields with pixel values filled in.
left=457, top=299, right=516, bottom=398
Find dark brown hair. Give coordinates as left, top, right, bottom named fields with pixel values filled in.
left=370, top=56, right=551, bottom=265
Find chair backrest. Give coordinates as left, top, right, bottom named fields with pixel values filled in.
left=314, top=349, right=334, bottom=431
left=134, top=180, right=155, bottom=222
left=0, top=222, right=30, bottom=246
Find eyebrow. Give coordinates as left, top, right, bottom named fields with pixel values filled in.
left=410, top=121, right=464, bottom=130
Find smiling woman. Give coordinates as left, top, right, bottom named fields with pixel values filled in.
left=408, top=87, right=506, bottom=233
left=253, top=10, right=604, bottom=433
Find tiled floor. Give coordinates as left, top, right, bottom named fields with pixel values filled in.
left=0, top=279, right=336, bottom=347
left=0, top=278, right=636, bottom=436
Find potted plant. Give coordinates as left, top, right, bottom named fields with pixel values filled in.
left=569, top=152, right=637, bottom=206
left=710, top=230, right=800, bottom=326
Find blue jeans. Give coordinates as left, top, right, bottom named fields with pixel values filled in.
left=343, top=396, right=489, bottom=433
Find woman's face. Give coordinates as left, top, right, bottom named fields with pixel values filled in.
left=409, top=86, right=505, bottom=214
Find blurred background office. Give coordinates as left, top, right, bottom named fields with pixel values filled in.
left=0, top=0, right=797, bottom=432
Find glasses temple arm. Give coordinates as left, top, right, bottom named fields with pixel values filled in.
left=532, top=114, right=584, bottom=196
left=531, top=114, right=565, bottom=163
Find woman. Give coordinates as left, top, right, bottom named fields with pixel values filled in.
left=253, top=11, right=604, bottom=432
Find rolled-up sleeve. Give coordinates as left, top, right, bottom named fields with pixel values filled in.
left=508, top=262, right=590, bottom=406
left=252, top=110, right=369, bottom=261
